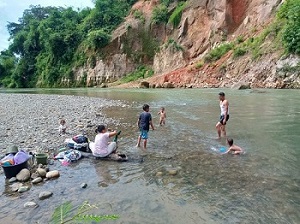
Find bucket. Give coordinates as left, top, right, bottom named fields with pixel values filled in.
left=2, top=160, right=28, bottom=179
left=35, top=153, right=48, bottom=165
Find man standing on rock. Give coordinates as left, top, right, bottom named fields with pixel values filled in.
left=216, top=92, right=229, bottom=138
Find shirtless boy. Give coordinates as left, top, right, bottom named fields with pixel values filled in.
left=158, top=107, right=166, bottom=126
left=223, top=138, right=243, bottom=155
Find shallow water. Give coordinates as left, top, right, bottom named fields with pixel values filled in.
left=0, top=88, right=299, bottom=224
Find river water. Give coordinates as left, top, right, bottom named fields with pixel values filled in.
left=0, top=88, right=299, bottom=224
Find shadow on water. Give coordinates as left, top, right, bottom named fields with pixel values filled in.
left=0, top=88, right=299, bottom=223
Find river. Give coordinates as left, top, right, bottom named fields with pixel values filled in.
left=0, top=88, right=299, bottom=224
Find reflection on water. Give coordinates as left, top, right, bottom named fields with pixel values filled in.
left=0, top=88, right=299, bottom=223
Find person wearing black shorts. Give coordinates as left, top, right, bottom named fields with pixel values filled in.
left=216, top=92, right=229, bottom=138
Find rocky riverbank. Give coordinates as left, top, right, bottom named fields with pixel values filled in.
left=0, top=93, right=127, bottom=155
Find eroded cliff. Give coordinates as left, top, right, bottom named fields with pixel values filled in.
left=73, top=0, right=300, bottom=88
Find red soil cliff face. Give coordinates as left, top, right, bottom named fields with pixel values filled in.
left=225, top=0, right=249, bottom=32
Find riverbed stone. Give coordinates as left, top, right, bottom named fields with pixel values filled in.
left=39, top=191, right=53, bottom=200
left=156, top=172, right=163, bottom=177
left=36, top=168, right=47, bottom=177
left=32, top=177, right=43, bottom=184
left=81, top=183, right=88, bottom=188
left=46, top=170, right=60, bottom=179
left=16, top=169, right=31, bottom=182
left=18, top=186, right=30, bottom=193
left=31, top=172, right=39, bottom=179
left=24, top=201, right=38, bottom=208
left=11, top=183, right=23, bottom=192
left=8, top=177, right=17, bottom=183
left=168, top=169, right=178, bottom=175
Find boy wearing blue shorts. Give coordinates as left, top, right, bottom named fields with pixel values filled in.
left=136, top=104, right=155, bottom=150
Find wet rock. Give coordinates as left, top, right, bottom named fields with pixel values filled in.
left=11, top=183, right=23, bottom=192
left=24, top=201, right=38, bottom=208
left=48, top=160, right=54, bottom=165
left=32, top=177, right=43, bottom=184
left=36, top=168, right=47, bottom=177
left=8, top=177, right=17, bottom=183
left=231, top=82, right=251, bottom=90
left=18, top=186, right=30, bottom=193
left=16, top=169, right=31, bottom=182
left=39, top=191, right=53, bottom=200
left=46, top=170, right=60, bottom=179
left=139, top=81, right=150, bottom=88
left=81, top=183, right=88, bottom=188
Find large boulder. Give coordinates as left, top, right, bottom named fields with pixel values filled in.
left=139, top=81, right=150, bottom=88
left=231, top=82, right=251, bottom=90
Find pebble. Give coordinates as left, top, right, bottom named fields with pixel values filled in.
left=168, top=169, right=178, bottom=175
left=31, top=172, right=39, bottom=180
left=36, top=168, right=47, bottom=177
left=156, top=172, right=163, bottom=177
left=81, top=183, right=88, bottom=188
left=39, top=191, right=53, bottom=200
left=16, top=169, right=31, bottom=182
left=32, top=177, right=43, bottom=184
left=11, top=183, right=23, bottom=192
left=24, top=201, right=38, bottom=208
left=8, top=177, right=17, bottom=183
left=18, top=186, right=30, bottom=193
left=46, top=170, right=60, bottom=179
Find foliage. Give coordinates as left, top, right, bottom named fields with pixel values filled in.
left=119, top=66, right=154, bottom=83
left=51, top=201, right=119, bottom=224
left=168, top=2, right=187, bottom=28
left=233, top=47, right=247, bottom=58
left=195, top=61, right=204, bottom=69
left=133, top=10, right=145, bottom=23
left=151, top=5, right=169, bottom=25
left=0, top=0, right=137, bottom=88
left=164, top=39, right=184, bottom=51
left=277, top=0, right=300, bottom=55
left=204, top=43, right=234, bottom=62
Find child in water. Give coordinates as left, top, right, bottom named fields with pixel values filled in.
left=223, top=138, right=243, bottom=155
left=59, top=119, right=67, bottom=135
left=136, top=104, right=155, bottom=150
left=158, top=107, right=166, bottom=126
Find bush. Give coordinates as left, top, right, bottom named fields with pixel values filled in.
left=151, top=5, right=168, bottom=24
left=168, top=2, right=187, bottom=28
left=120, top=66, right=154, bottom=83
left=86, top=29, right=111, bottom=50
left=277, top=0, right=300, bottom=55
left=195, top=61, right=204, bottom=69
left=133, top=10, right=145, bottom=23
left=204, top=43, right=234, bottom=62
left=233, top=47, right=247, bottom=58
left=165, top=39, right=183, bottom=51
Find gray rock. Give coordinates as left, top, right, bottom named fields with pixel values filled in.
left=231, top=82, right=251, bottom=90
left=16, top=169, right=31, bottom=182
left=32, top=177, right=43, bottom=184
left=11, top=183, right=23, bottom=192
left=39, top=191, right=53, bottom=200
left=36, top=168, right=47, bottom=177
left=24, top=201, right=38, bottom=208
left=81, top=183, right=88, bottom=188
left=8, top=177, right=17, bottom=183
left=31, top=172, right=39, bottom=180
left=156, top=172, right=163, bottom=177
left=18, top=186, right=30, bottom=193
left=163, top=82, right=175, bottom=88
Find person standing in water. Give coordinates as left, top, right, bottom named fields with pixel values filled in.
left=216, top=92, right=229, bottom=138
left=158, top=107, right=166, bottom=126
left=136, top=104, right=155, bottom=150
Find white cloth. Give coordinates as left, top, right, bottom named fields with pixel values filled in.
left=90, top=142, right=117, bottom=157
left=59, top=124, right=66, bottom=133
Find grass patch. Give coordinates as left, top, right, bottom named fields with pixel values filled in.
left=168, top=2, right=187, bottom=28
left=195, top=61, right=204, bottom=69
left=119, top=66, right=154, bottom=83
left=204, top=43, right=234, bottom=62
left=233, top=47, right=247, bottom=58
left=164, top=39, right=184, bottom=51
